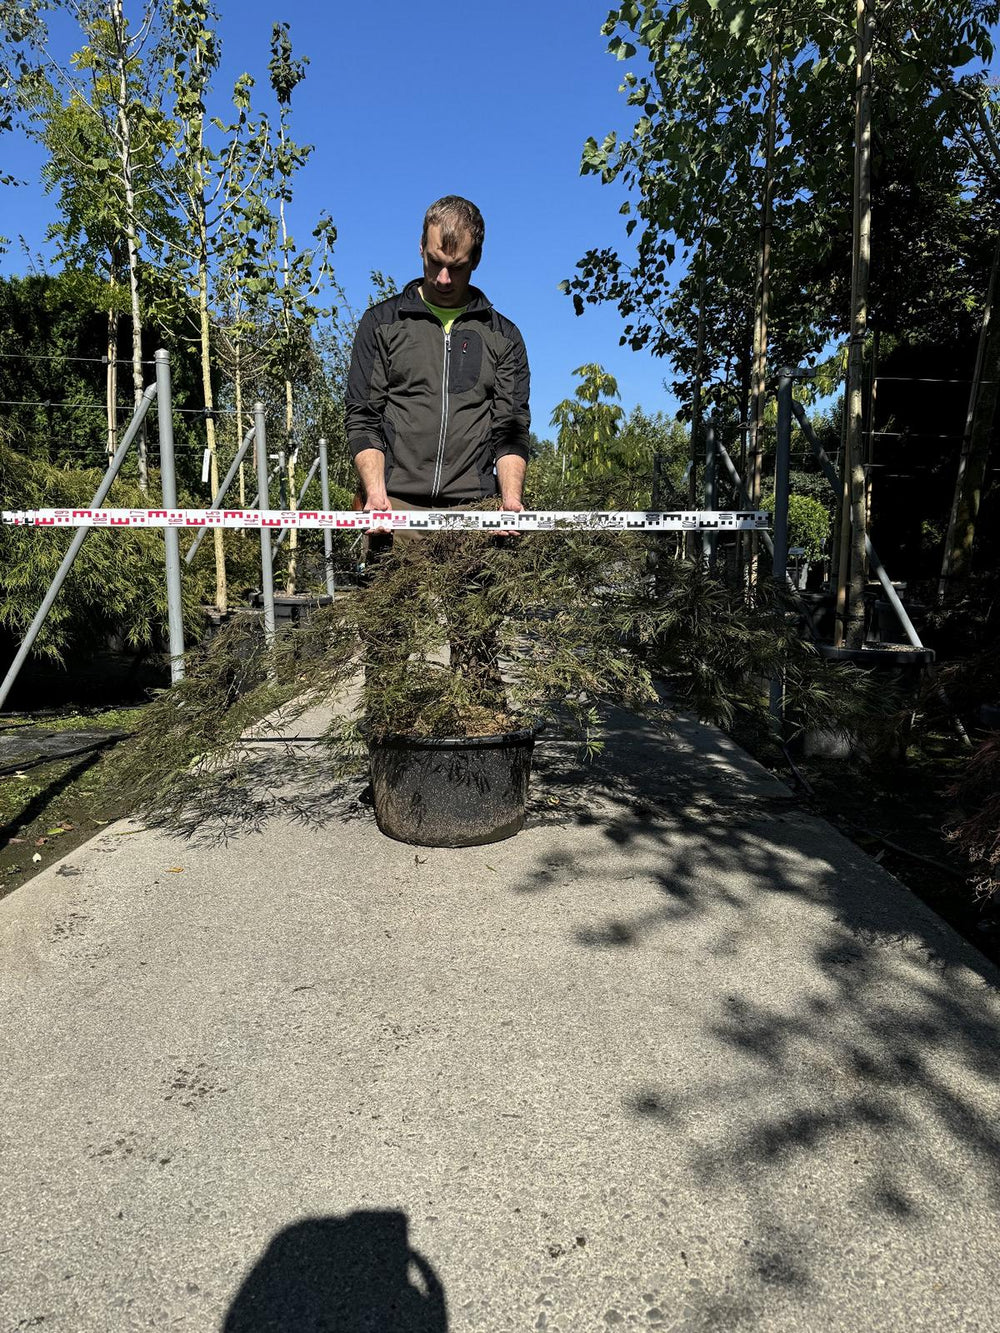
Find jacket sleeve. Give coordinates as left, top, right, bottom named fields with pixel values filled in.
left=345, top=308, right=390, bottom=458
left=491, top=322, right=531, bottom=463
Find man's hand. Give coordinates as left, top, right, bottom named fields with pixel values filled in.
left=497, top=455, right=527, bottom=537
left=354, top=447, right=392, bottom=529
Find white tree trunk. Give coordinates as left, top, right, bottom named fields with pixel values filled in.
left=111, top=0, right=147, bottom=492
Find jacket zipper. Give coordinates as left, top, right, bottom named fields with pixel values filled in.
left=430, top=324, right=451, bottom=500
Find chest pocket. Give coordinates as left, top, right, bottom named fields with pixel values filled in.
left=449, top=329, right=484, bottom=395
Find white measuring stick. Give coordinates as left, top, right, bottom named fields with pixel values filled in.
left=2, top=508, right=769, bottom=532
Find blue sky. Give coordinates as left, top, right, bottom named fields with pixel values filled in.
left=0, top=1, right=680, bottom=436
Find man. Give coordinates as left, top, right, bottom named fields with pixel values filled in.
left=346, top=195, right=530, bottom=517
left=345, top=197, right=531, bottom=703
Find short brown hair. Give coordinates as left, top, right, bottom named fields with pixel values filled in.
left=422, top=196, right=485, bottom=264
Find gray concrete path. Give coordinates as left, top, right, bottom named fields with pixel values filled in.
left=2, top=706, right=999, bottom=1332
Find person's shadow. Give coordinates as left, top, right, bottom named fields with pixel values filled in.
left=222, top=1210, right=448, bottom=1332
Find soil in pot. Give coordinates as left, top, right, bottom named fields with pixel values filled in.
left=368, top=725, right=540, bottom=847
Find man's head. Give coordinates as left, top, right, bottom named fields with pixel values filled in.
left=419, top=195, right=484, bottom=308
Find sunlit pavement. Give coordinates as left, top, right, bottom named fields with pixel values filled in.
left=2, top=705, right=998, bottom=1332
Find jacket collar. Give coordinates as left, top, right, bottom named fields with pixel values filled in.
left=399, top=278, right=493, bottom=318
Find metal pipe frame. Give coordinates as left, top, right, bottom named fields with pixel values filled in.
left=254, top=402, right=276, bottom=640
left=318, top=437, right=336, bottom=598
left=155, top=350, right=186, bottom=683
left=790, top=396, right=970, bottom=747
left=0, top=382, right=158, bottom=712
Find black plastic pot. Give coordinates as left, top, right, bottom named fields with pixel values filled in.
left=367, top=725, right=541, bottom=847
left=804, top=643, right=936, bottom=761
left=250, top=592, right=334, bottom=624
left=816, top=642, right=935, bottom=678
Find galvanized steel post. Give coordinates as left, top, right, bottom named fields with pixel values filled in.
left=155, top=350, right=186, bottom=682
left=254, top=402, right=276, bottom=639
left=772, top=370, right=793, bottom=593
left=318, top=436, right=336, bottom=597
left=703, top=418, right=718, bottom=567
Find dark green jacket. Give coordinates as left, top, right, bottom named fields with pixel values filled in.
left=346, top=279, right=530, bottom=504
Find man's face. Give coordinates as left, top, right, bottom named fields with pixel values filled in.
left=419, top=223, right=478, bottom=308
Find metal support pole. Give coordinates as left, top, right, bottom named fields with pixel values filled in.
left=185, top=423, right=257, bottom=565
left=254, top=402, right=276, bottom=640
left=768, top=370, right=794, bottom=730
left=272, top=455, right=321, bottom=553
left=0, top=383, right=158, bottom=712
left=772, top=370, right=793, bottom=592
left=703, top=420, right=718, bottom=567
left=155, top=350, right=186, bottom=683
left=318, top=436, right=336, bottom=597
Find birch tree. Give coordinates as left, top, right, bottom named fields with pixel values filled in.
left=160, top=0, right=269, bottom=610
left=25, top=4, right=173, bottom=474
left=258, top=21, right=335, bottom=592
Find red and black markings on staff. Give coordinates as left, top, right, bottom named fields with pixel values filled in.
left=1, top=508, right=769, bottom=533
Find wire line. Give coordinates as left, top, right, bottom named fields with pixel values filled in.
left=0, top=351, right=156, bottom=364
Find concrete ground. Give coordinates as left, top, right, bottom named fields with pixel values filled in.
left=1, top=705, right=999, bottom=1332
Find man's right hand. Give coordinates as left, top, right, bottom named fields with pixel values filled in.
left=354, top=448, right=392, bottom=526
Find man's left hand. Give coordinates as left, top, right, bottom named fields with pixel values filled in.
left=496, top=495, right=524, bottom=539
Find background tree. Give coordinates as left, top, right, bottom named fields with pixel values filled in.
left=0, top=0, right=50, bottom=197
left=566, top=0, right=999, bottom=620
left=24, top=2, right=175, bottom=475
left=159, top=0, right=269, bottom=610
left=937, top=84, right=1000, bottom=602
left=259, top=21, right=335, bottom=592
left=550, top=363, right=626, bottom=481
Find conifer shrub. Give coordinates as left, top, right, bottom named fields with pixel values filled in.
left=0, top=443, right=206, bottom=662
left=113, top=520, right=882, bottom=828
left=947, top=737, right=1000, bottom=900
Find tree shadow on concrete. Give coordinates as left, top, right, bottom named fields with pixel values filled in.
left=139, top=744, right=372, bottom=847
left=145, top=721, right=601, bottom=849
left=513, top=706, right=1000, bottom=1328
left=223, top=1208, right=447, bottom=1332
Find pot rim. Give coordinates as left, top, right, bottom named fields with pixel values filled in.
left=366, top=720, right=544, bottom=751
left=816, top=643, right=935, bottom=665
